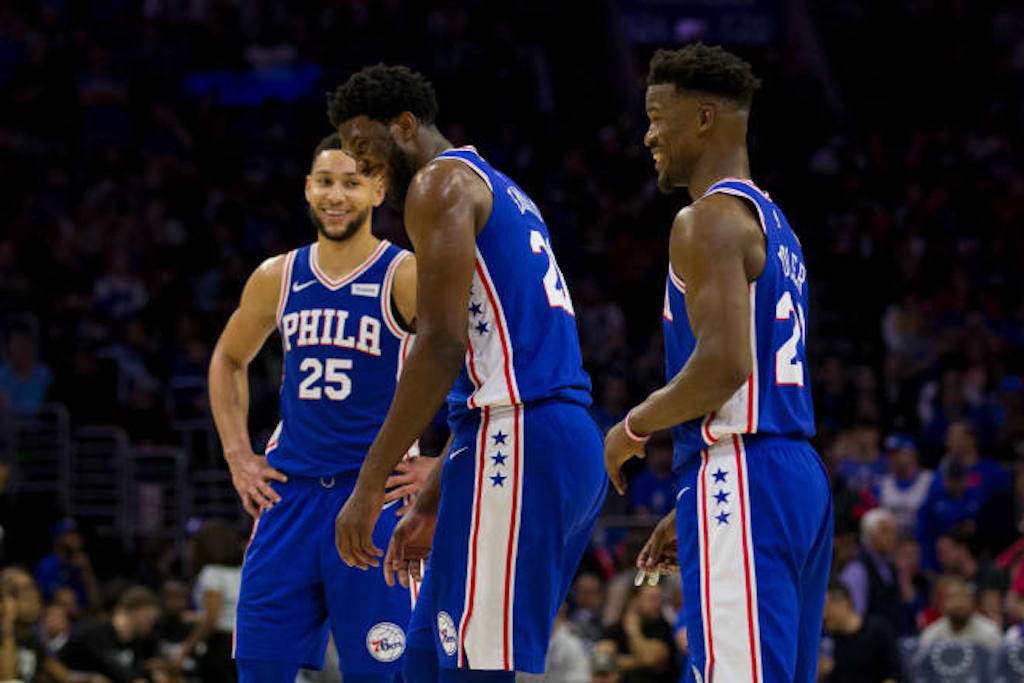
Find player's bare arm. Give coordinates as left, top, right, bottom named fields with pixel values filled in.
left=208, top=256, right=289, bottom=517
left=605, top=194, right=765, bottom=494
left=335, top=160, right=489, bottom=569
left=383, top=436, right=450, bottom=588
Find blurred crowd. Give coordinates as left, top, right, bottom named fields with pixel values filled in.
left=1, top=1, right=1024, bottom=681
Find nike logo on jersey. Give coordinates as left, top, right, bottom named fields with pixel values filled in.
left=448, top=446, right=469, bottom=461
left=292, top=280, right=317, bottom=293
left=676, top=486, right=691, bottom=500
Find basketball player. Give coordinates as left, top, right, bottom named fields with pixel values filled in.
left=328, top=65, right=607, bottom=681
left=604, top=44, right=832, bottom=683
left=208, top=134, right=423, bottom=682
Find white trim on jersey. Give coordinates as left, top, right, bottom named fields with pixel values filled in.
left=308, top=240, right=391, bottom=291
left=275, top=250, right=297, bottom=326
left=380, top=250, right=413, bottom=340
left=440, top=154, right=493, bottom=192
left=464, top=252, right=521, bottom=409
left=702, top=284, right=758, bottom=443
left=669, top=266, right=687, bottom=294
left=703, top=186, right=769, bottom=236
left=458, top=404, right=524, bottom=671
left=697, top=435, right=763, bottom=682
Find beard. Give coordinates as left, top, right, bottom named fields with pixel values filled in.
left=309, top=206, right=369, bottom=242
left=382, top=137, right=420, bottom=210
left=656, top=170, right=676, bottom=195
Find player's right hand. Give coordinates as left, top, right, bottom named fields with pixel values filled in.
left=636, top=509, right=678, bottom=574
left=227, top=450, right=287, bottom=518
left=383, top=507, right=436, bottom=588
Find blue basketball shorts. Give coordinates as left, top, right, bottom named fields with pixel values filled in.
left=406, top=400, right=607, bottom=673
left=234, top=473, right=412, bottom=673
left=675, top=434, right=832, bottom=683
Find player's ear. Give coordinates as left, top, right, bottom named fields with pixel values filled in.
left=304, top=174, right=314, bottom=204
left=697, top=102, right=716, bottom=132
left=390, top=111, right=417, bottom=144
left=371, top=174, right=385, bottom=207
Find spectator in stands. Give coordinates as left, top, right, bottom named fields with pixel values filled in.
left=876, top=434, right=933, bottom=536
left=153, top=580, right=194, bottom=680
left=934, top=529, right=1005, bottom=594
left=919, top=576, right=1002, bottom=652
left=569, top=572, right=606, bottom=644
left=916, top=462, right=983, bottom=569
left=177, top=519, right=242, bottom=681
left=597, top=586, right=679, bottom=683
left=893, top=538, right=929, bottom=636
left=839, top=508, right=901, bottom=634
left=0, top=327, right=53, bottom=415
left=836, top=422, right=887, bottom=495
left=627, top=434, right=675, bottom=517
left=943, top=420, right=1010, bottom=500
left=59, top=585, right=167, bottom=683
left=590, top=649, right=621, bottom=683
left=34, top=520, right=102, bottom=614
left=544, top=605, right=591, bottom=682
left=41, top=602, right=72, bottom=656
left=820, top=582, right=902, bottom=683
left=0, top=567, right=103, bottom=683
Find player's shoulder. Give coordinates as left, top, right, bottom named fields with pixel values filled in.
left=241, top=250, right=295, bottom=309
left=251, top=251, right=290, bottom=287
left=671, top=192, right=761, bottom=250
left=407, top=157, right=490, bottom=211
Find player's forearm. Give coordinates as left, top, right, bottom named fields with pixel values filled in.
left=357, top=335, right=465, bottom=491
left=411, top=449, right=447, bottom=515
left=629, top=344, right=748, bottom=435
left=208, top=350, right=253, bottom=463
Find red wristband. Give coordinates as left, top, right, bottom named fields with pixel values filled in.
left=624, top=409, right=651, bottom=444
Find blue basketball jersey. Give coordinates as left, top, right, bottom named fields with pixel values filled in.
left=663, top=179, right=815, bottom=470
left=266, top=240, right=413, bottom=477
left=437, top=147, right=591, bottom=418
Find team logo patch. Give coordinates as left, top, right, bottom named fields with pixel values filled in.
left=366, top=622, right=406, bottom=662
left=437, top=611, right=458, bottom=656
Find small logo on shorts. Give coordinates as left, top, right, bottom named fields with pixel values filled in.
left=366, top=622, right=406, bottom=662
left=437, top=611, right=458, bottom=656
left=691, top=664, right=704, bottom=683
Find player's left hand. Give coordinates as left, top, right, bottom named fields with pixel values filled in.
left=604, top=420, right=647, bottom=495
left=384, top=456, right=434, bottom=516
left=335, top=485, right=385, bottom=570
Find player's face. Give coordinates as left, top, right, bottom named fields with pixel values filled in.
left=305, top=149, right=383, bottom=242
left=338, top=115, right=419, bottom=210
left=644, top=84, right=703, bottom=193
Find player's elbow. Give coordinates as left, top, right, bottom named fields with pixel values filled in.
left=420, top=332, right=467, bottom=373
left=702, top=346, right=751, bottom=402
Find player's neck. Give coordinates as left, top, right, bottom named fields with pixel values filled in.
left=416, top=127, right=454, bottom=167
left=314, top=226, right=381, bottom=280
left=687, top=147, right=751, bottom=200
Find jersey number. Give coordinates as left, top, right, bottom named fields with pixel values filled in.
left=530, top=230, right=575, bottom=315
left=298, top=358, right=352, bottom=400
left=774, top=291, right=806, bottom=386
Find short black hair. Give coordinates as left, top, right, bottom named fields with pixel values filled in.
left=311, top=133, right=342, bottom=167
left=647, top=42, right=762, bottom=108
left=117, top=585, right=159, bottom=611
left=327, top=64, right=438, bottom=128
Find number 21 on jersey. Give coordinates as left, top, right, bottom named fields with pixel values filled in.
left=774, top=290, right=806, bottom=386
left=530, top=230, right=575, bottom=315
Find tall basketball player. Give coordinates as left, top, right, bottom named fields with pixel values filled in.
left=604, top=44, right=832, bottom=683
left=208, top=134, right=424, bottom=682
left=329, top=65, right=607, bottom=682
